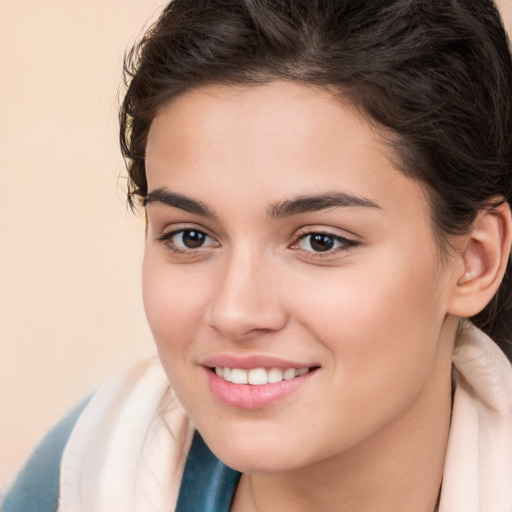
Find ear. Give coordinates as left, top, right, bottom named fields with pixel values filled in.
left=448, top=201, right=512, bottom=318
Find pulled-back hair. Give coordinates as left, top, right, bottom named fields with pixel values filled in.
left=120, top=0, right=512, bottom=357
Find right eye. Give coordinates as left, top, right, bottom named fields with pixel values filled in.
left=158, top=228, right=217, bottom=253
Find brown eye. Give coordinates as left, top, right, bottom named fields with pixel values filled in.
left=179, top=230, right=207, bottom=249
left=297, top=232, right=357, bottom=253
left=159, top=228, right=217, bottom=252
left=309, top=234, right=335, bottom=252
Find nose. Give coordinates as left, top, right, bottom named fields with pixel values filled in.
left=207, top=249, right=288, bottom=341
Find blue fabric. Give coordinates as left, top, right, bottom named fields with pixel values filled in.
left=0, top=397, right=90, bottom=512
left=175, top=430, right=241, bottom=512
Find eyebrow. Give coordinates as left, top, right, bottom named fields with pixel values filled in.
left=145, top=189, right=215, bottom=217
left=267, top=192, right=381, bottom=218
left=144, top=188, right=380, bottom=219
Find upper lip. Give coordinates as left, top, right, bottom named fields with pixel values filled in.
left=201, top=354, right=319, bottom=370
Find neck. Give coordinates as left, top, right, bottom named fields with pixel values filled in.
left=231, top=327, right=455, bottom=512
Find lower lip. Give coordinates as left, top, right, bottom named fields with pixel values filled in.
left=206, top=369, right=316, bottom=409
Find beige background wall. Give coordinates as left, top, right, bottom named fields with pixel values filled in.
left=0, top=0, right=167, bottom=489
left=501, top=0, right=512, bottom=36
left=0, top=0, right=511, bottom=491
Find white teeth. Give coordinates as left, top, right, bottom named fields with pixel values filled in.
left=248, top=368, right=268, bottom=385
left=268, top=367, right=284, bottom=383
left=283, top=368, right=296, bottom=380
left=230, top=368, right=248, bottom=384
left=214, top=366, right=310, bottom=385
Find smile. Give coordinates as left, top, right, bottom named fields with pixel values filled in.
left=206, top=364, right=319, bottom=409
left=214, top=366, right=310, bottom=385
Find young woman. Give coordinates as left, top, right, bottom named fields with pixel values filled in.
left=3, top=1, right=512, bottom=511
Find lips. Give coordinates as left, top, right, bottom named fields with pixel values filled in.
left=202, top=355, right=319, bottom=409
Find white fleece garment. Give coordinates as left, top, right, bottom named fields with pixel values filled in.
left=439, top=324, right=512, bottom=512
left=57, top=359, right=194, bottom=512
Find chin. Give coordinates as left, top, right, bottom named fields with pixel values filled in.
left=201, top=429, right=308, bottom=473
left=216, top=450, right=303, bottom=474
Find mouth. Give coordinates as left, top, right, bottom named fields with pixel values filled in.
left=205, top=364, right=320, bottom=409
left=211, top=366, right=316, bottom=385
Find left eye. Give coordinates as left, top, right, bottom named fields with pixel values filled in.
left=297, top=233, right=353, bottom=253
left=164, top=229, right=216, bottom=250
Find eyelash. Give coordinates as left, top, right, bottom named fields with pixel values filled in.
left=156, top=228, right=359, bottom=257
left=157, top=228, right=217, bottom=255
left=293, top=232, right=359, bottom=255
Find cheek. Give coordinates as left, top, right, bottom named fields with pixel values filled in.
left=141, top=250, right=215, bottom=410
left=141, top=248, right=207, bottom=357
left=277, top=254, right=449, bottom=454
left=290, top=246, right=447, bottom=398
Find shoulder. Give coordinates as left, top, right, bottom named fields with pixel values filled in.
left=1, top=358, right=189, bottom=512
left=0, top=397, right=90, bottom=512
left=59, top=359, right=194, bottom=512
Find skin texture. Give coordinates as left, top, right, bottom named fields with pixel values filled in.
left=143, top=82, right=466, bottom=511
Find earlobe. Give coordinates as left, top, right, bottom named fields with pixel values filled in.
left=448, top=201, right=512, bottom=318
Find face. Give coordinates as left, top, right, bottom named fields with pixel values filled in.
left=143, top=81, right=458, bottom=473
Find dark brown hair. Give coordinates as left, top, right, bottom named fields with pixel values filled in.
left=120, top=0, right=512, bottom=357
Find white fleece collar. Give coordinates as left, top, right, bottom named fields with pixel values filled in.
left=440, top=324, right=512, bottom=511
left=58, top=359, right=194, bottom=512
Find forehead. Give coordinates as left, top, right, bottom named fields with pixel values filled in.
left=147, top=82, right=374, bottom=163
left=145, top=81, right=429, bottom=224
